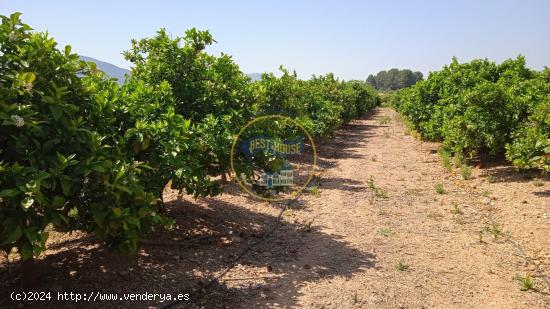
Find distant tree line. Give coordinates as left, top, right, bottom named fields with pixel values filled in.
left=367, top=69, right=423, bottom=90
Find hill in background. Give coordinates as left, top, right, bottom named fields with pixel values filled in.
left=80, top=56, right=263, bottom=84
left=79, top=56, right=130, bottom=84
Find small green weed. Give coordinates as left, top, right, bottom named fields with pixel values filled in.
left=366, top=176, right=389, bottom=200
left=396, top=260, right=409, bottom=271
left=460, top=164, right=472, bottom=180
left=380, top=227, right=393, bottom=237
left=378, top=116, right=391, bottom=125
left=438, top=148, right=453, bottom=172
left=307, top=186, right=320, bottom=195
left=533, top=179, right=544, bottom=187
left=435, top=183, right=445, bottom=194
left=451, top=203, right=463, bottom=215
left=515, top=275, right=537, bottom=291
left=453, top=153, right=463, bottom=168
left=487, top=221, right=502, bottom=240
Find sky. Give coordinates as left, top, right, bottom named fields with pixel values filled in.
left=2, top=0, right=550, bottom=80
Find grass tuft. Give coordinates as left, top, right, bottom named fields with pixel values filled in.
left=366, top=176, right=389, bottom=200
left=451, top=203, right=463, bottom=215
left=515, top=275, right=537, bottom=291
left=380, top=227, right=393, bottom=237
left=438, top=149, right=453, bottom=172
left=533, top=179, right=544, bottom=187
left=435, top=183, right=445, bottom=194
left=487, top=221, right=502, bottom=240
left=460, top=164, right=472, bottom=180
left=396, top=260, right=409, bottom=271
left=378, top=116, right=391, bottom=125
left=307, top=186, right=321, bottom=196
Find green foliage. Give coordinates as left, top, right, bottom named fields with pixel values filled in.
left=379, top=227, right=393, bottom=237
left=367, top=68, right=423, bottom=90
left=306, top=186, right=320, bottom=195
left=435, top=183, right=445, bottom=194
left=0, top=13, right=381, bottom=262
left=0, top=13, right=168, bottom=259
left=506, top=71, right=550, bottom=171
left=124, top=28, right=256, bottom=186
left=394, top=56, right=549, bottom=171
left=487, top=221, right=502, bottom=240
left=451, top=203, right=463, bottom=215
left=396, top=260, right=409, bottom=271
left=460, top=164, right=472, bottom=180
left=366, top=176, right=388, bottom=199
left=438, top=148, right=453, bottom=171
left=256, top=69, right=379, bottom=138
left=378, top=116, right=391, bottom=125
left=515, top=275, right=537, bottom=291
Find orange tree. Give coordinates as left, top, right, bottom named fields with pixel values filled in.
left=123, top=28, right=256, bottom=185
left=0, top=13, right=170, bottom=266
left=255, top=68, right=379, bottom=138
left=0, top=13, right=382, bottom=270
left=393, top=56, right=549, bottom=171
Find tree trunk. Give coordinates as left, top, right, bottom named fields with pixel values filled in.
left=157, top=198, right=165, bottom=214
left=21, top=256, right=37, bottom=288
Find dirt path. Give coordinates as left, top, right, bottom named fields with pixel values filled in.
left=1, top=108, right=548, bottom=309
left=235, top=107, right=549, bottom=308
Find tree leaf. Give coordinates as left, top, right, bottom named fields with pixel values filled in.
left=92, top=165, right=106, bottom=172
left=61, top=178, right=71, bottom=195
left=112, top=208, right=122, bottom=217
left=21, top=242, right=33, bottom=260
left=51, top=196, right=65, bottom=208
left=0, top=189, right=19, bottom=197
left=0, top=225, right=22, bottom=245
left=21, top=197, right=34, bottom=210
left=50, top=105, right=63, bottom=121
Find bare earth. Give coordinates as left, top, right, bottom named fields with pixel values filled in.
left=1, top=107, right=549, bottom=308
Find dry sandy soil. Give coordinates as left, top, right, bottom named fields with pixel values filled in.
left=1, top=107, right=549, bottom=308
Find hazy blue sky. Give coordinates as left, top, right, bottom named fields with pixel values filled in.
left=2, top=0, right=549, bottom=79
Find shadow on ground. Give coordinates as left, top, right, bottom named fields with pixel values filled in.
left=0, top=114, right=385, bottom=309
left=1, top=183, right=376, bottom=309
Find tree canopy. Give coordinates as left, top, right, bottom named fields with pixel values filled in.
left=367, top=69, right=423, bottom=90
